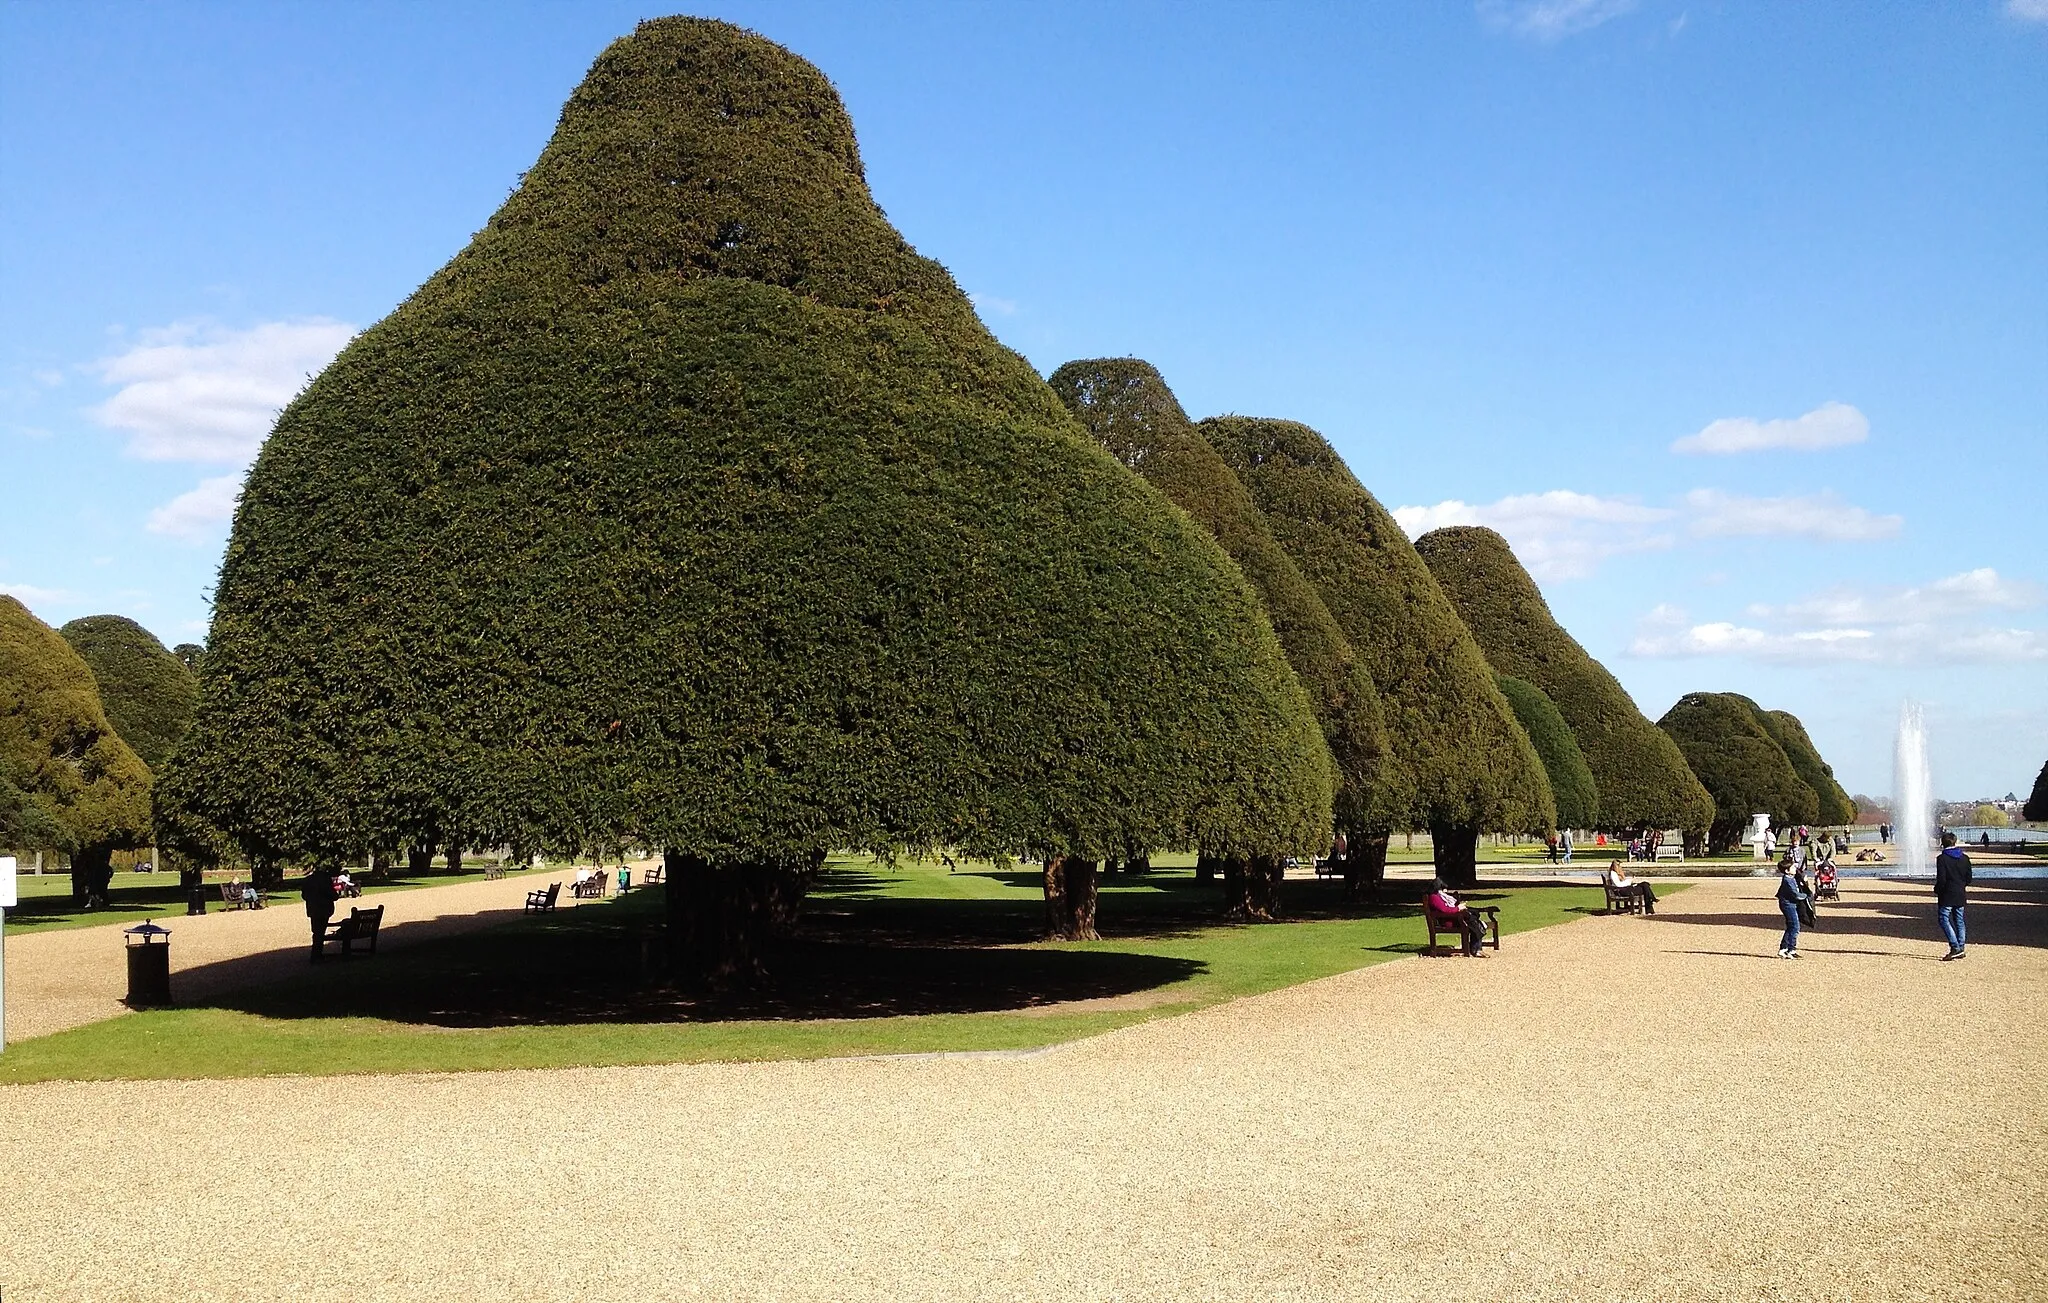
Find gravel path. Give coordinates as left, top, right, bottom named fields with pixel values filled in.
left=0, top=868, right=621, bottom=1043
left=1, top=876, right=2040, bottom=1302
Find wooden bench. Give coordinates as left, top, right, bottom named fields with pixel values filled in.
left=483, top=862, right=507, bottom=881
left=319, top=904, right=385, bottom=957
left=1603, top=879, right=1648, bottom=915
left=571, top=870, right=608, bottom=899
left=220, top=881, right=264, bottom=910
left=1424, top=904, right=1500, bottom=956
left=638, top=864, right=664, bottom=891
left=525, top=881, right=560, bottom=913
left=1653, top=843, right=1685, bottom=863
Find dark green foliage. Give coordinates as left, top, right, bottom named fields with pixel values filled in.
left=161, top=19, right=1331, bottom=881
left=1755, top=709, right=1855, bottom=826
left=2024, top=761, right=2048, bottom=823
left=1, top=597, right=152, bottom=900
left=172, top=643, right=205, bottom=673
left=1496, top=675, right=1598, bottom=831
left=1657, top=692, right=1817, bottom=851
left=1049, top=358, right=1393, bottom=833
left=1198, top=416, right=1553, bottom=846
left=58, top=615, right=199, bottom=770
left=1415, top=525, right=1714, bottom=837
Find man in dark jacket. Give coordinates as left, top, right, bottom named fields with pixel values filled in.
left=1934, top=831, right=1973, bottom=960
left=301, top=867, right=338, bottom=963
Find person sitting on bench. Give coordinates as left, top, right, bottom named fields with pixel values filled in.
left=1603, top=859, right=1657, bottom=914
left=1427, top=878, right=1489, bottom=957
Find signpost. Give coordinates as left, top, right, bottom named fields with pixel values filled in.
left=0, top=854, right=16, bottom=1053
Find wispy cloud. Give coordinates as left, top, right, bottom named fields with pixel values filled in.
left=91, top=318, right=355, bottom=463
left=146, top=474, right=244, bottom=541
left=1670, top=401, right=1868, bottom=455
left=1629, top=569, right=2048, bottom=664
left=1681, top=489, right=1902, bottom=542
left=2008, top=0, right=2048, bottom=24
left=1393, top=490, right=1675, bottom=580
left=968, top=293, right=1018, bottom=317
left=0, top=580, right=74, bottom=606
left=1477, top=0, right=1638, bottom=42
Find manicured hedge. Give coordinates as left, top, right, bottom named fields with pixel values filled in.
left=1049, top=358, right=1393, bottom=835
left=59, top=615, right=199, bottom=770
left=1496, top=674, right=1598, bottom=831
left=2025, top=760, right=2048, bottom=823
left=1755, top=708, right=1855, bottom=827
left=1, top=596, right=152, bottom=898
left=1198, top=416, right=1553, bottom=868
left=1415, top=525, right=1713, bottom=837
left=1658, top=692, right=1817, bottom=851
left=159, top=20, right=1331, bottom=895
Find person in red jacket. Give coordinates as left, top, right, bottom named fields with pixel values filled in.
left=1428, top=879, right=1489, bottom=957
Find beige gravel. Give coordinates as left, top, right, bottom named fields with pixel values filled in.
left=1, top=875, right=2041, bottom=1302
left=1, top=868, right=621, bottom=1043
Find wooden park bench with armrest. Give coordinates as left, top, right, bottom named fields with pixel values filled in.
left=318, top=904, right=385, bottom=957
left=220, top=880, right=264, bottom=910
left=1603, top=877, right=1647, bottom=915
left=525, top=881, right=560, bottom=913
left=636, top=863, right=664, bottom=892
left=483, top=862, right=507, bottom=881
left=1424, top=902, right=1501, bottom=957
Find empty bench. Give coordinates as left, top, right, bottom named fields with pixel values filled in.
left=525, top=881, right=560, bottom=913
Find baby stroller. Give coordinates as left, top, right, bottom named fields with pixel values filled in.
left=1813, top=860, right=1839, bottom=901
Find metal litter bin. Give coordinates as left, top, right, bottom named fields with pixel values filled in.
left=124, top=921, right=173, bottom=1007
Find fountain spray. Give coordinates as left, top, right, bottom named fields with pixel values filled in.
left=1894, top=700, right=1932, bottom=876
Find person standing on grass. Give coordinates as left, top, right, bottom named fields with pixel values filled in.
left=1935, top=830, right=1973, bottom=960
left=301, top=866, right=337, bottom=964
left=1776, top=857, right=1809, bottom=958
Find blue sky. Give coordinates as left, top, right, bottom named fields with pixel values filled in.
left=3, top=1, right=2044, bottom=801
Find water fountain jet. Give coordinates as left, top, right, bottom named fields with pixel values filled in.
left=1894, top=701, right=1932, bottom=876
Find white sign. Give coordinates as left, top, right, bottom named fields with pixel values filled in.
left=0, top=855, right=15, bottom=908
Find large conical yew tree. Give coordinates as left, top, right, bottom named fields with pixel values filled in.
left=1658, top=692, right=1816, bottom=852
left=59, top=615, right=199, bottom=770
left=1415, top=525, right=1713, bottom=839
left=1049, top=359, right=1397, bottom=911
left=1495, top=674, right=1598, bottom=832
left=1, top=597, right=152, bottom=905
left=157, top=18, right=1332, bottom=980
left=1754, top=708, right=1854, bottom=827
left=1200, top=417, right=1555, bottom=887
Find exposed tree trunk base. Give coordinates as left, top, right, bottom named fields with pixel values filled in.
left=70, top=844, right=115, bottom=909
left=1341, top=833, right=1391, bottom=903
left=1042, top=855, right=1099, bottom=940
left=662, top=851, right=819, bottom=988
left=408, top=842, right=436, bottom=878
left=1220, top=854, right=1284, bottom=922
left=1431, top=824, right=1480, bottom=889
left=1195, top=853, right=1218, bottom=884
left=446, top=846, right=463, bottom=877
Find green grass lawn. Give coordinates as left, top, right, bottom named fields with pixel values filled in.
left=0, top=861, right=560, bottom=938
left=0, top=859, right=1683, bottom=1084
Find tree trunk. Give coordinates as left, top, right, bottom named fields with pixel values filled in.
left=1431, top=824, right=1480, bottom=889
left=70, top=844, right=115, bottom=908
left=1684, top=830, right=1706, bottom=858
left=1341, top=833, right=1391, bottom=903
left=250, top=857, right=284, bottom=891
left=1223, top=854, right=1284, bottom=921
left=446, top=845, right=463, bottom=877
left=1195, top=853, right=1219, bottom=884
left=1041, top=855, right=1100, bottom=941
left=766, top=851, right=823, bottom=935
left=408, top=841, right=436, bottom=878
left=662, top=851, right=784, bottom=988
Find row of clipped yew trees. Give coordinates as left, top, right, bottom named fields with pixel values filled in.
left=12, top=19, right=1853, bottom=985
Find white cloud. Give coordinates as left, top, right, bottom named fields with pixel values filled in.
left=1670, top=401, right=1868, bottom=455
left=0, top=580, right=73, bottom=606
left=91, top=318, right=356, bottom=463
left=1478, top=0, right=1638, bottom=40
left=968, top=293, right=1018, bottom=317
left=1629, top=571, right=2048, bottom=665
left=2008, top=0, right=2048, bottom=23
left=147, top=474, right=243, bottom=541
left=1681, top=489, right=1901, bottom=542
left=1393, top=489, right=1675, bottom=581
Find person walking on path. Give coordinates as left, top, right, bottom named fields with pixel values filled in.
left=1560, top=828, right=1574, bottom=864
left=300, top=866, right=337, bottom=963
left=1776, top=858, right=1810, bottom=958
left=1935, top=831, right=1973, bottom=960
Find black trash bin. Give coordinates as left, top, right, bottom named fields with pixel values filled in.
left=124, top=920, right=173, bottom=1007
